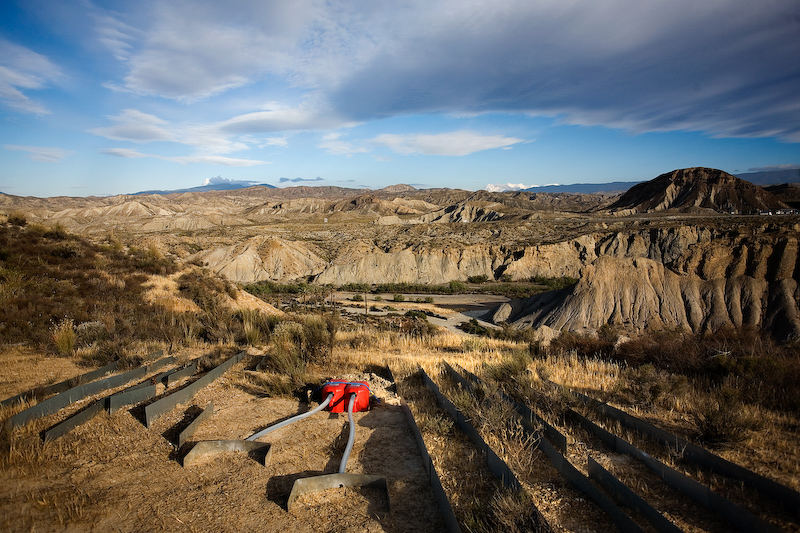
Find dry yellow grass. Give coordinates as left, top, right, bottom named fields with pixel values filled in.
left=142, top=273, right=201, bottom=313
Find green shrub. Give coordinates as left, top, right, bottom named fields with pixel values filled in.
left=448, top=280, right=467, bottom=293
left=468, top=275, right=489, bottom=284
left=392, top=293, right=405, bottom=302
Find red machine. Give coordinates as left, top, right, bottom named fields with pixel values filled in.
left=322, top=380, right=370, bottom=413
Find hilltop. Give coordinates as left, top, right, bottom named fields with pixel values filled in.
left=609, top=167, right=788, bottom=215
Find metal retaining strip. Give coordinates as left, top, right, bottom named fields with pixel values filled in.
left=182, top=439, right=271, bottom=467
left=401, top=400, right=462, bottom=533
left=165, top=363, right=197, bottom=387
left=566, top=408, right=776, bottom=533
left=567, top=386, right=800, bottom=515
left=588, top=457, right=683, bottom=533
left=445, top=363, right=643, bottom=533
left=6, top=353, right=171, bottom=430
left=107, top=384, right=157, bottom=413
left=42, top=400, right=105, bottom=442
left=447, top=362, right=568, bottom=454
left=420, top=368, right=522, bottom=492
left=1, top=360, right=120, bottom=408
left=144, top=351, right=246, bottom=428
left=177, top=401, right=214, bottom=448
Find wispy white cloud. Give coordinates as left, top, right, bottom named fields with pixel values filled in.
left=90, top=109, right=174, bottom=143
left=260, top=137, right=290, bottom=148
left=0, top=39, right=62, bottom=115
left=279, top=177, right=324, bottom=183
left=90, top=101, right=356, bottom=161
left=218, top=101, right=355, bottom=134
left=94, top=14, right=139, bottom=61
left=317, top=133, right=369, bottom=156
left=371, top=131, right=524, bottom=156
left=91, top=109, right=248, bottom=155
left=100, top=147, right=267, bottom=166
left=5, top=145, right=73, bottom=163
left=101, top=1, right=316, bottom=102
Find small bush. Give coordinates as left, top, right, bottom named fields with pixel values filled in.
left=269, top=321, right=308, bottom=383
left=51, top=318, right=77, bottom=356
left=7, top=211, right=27, bottom=226
left=392, top=293, right=405, bottom=302
left=550, top=330, right=615, bottom=358
left=485, top=350, right=531, bottom=381
left=302, top=314, right=338, bottom=361
left=468, top=274, right=489, bottom=284
left=458, top=318, right=489, bottom=335
left=692, top=384, right=763, bottom=445
left=348, top=331, right=381, bottom=350
left=351, top=293, right=364, bottom=302
left=463, top=337, right=489, bottom=353
left=448, top=280, right=467, bottom=293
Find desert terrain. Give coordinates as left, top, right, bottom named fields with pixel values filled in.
left=2, top=167, right=800, bottom=531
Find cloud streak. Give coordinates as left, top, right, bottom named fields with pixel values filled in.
left=0, top=39, right=62, bottom=115
left=371, top=131, right=524, bottom=156
left=100, top=147, right=268, bottom=166
left=5, top=145, right=73, bottom=163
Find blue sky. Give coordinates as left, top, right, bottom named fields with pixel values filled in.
left=1, top=0, right=799, bottom=197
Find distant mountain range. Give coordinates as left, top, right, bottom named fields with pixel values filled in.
left=520, top=181, right=640, bottom=194
left=132, top=182, right=276, bottom=195
left=128, top=168, right=799, bottom=196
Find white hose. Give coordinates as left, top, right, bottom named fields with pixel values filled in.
left=338, top=393, right=357, bottom=474
left=246, top=393, right=333, bottom=441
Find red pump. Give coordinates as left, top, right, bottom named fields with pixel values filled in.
left=321, top=380, right=371, bottom=413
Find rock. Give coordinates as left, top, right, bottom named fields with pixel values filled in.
left=492, top=303, right=513, bottom=323
left=530, top=325, right=558, bottom=348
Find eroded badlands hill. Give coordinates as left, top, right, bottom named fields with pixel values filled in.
left=499, top=225, right=800, bottom=339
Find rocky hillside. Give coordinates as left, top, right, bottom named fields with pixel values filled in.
left=496, top=224, right=800, bottom=340
left=608, top=167, right=787, bottom=215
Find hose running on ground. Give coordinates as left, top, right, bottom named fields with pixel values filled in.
left=246, top=392, right=334, bottom=441
left=338, top=393, right=357, bottom=474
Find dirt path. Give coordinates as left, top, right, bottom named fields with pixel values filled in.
left=334, top=292, right=507, bottom=335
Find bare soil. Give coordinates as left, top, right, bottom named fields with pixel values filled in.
left=0, top=350, right=443, bottom=532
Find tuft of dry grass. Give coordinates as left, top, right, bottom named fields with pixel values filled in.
left=51, top=318, right=77, bottom=356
